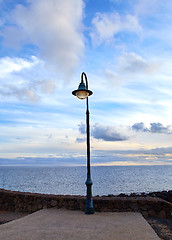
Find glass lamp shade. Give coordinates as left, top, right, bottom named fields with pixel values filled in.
left=76, top=90, right=89, bottom=99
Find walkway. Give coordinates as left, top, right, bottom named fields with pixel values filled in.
left=0, top=209, right=160, bottom=240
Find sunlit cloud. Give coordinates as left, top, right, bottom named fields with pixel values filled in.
left=0, top=56, right=38, bottom=77
left=0, top=146, right=171, bottom=166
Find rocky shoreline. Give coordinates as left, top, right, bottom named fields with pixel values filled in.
left=105, top=190, right=172, bottom=203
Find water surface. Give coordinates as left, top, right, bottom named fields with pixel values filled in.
left=0, top=165, right=171, bottom=196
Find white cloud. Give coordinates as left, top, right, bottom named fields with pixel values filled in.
left=0, top=56, right=40, bottom=102
left=103, top=69, right=123, bottom=87
left=0, top=56, right=58, bottom=102
left=90, top=11, right=141, bottom=45
left=0, top=56, right=38, bottom=78
left=2, top=0, right=85, bottom=76
left=91, top=12, right=121, bottom=44
left=123, top=14, right=141, bottom=32
left=110, top=0, right=122, bottom=3
left=39, top=80, right=56, bottom=94
left=134, top=0, right=160, bottom=17
left=0, top=85, right=39, bottom=103
left=102, top=52, right=160, bottom=89
left=117, top=52, right=159, bottom=75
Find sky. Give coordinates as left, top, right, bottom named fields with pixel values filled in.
left=0, top=0, right=172, bottom=166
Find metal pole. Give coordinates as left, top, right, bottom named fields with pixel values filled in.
left=82, top=73, right=94, bottom=214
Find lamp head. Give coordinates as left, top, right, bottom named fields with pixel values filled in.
left=72, top=81, right=93, bottom=100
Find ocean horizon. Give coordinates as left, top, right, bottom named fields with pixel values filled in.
left=0, top=165, right=171, bottom=196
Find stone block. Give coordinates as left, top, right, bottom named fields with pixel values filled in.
left=148, top=209, right=157, bottom=218
left=50, top=200, right=57, bottom=207
left=158, top=210, right=166, bottom=218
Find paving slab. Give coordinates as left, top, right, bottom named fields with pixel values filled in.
left=0, top=209, right=160, bottom=240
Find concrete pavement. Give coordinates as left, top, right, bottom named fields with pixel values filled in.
left=0, top=209, right=160, bottom=240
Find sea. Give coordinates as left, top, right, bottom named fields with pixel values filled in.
left=0, top=165, right=171, bottom=196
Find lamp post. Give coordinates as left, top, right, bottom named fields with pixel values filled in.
left=72, top=72, right=95, bottom=214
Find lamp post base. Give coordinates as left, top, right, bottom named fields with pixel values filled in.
left=85, top=178, right=95, bottom=214
left=85, top=203, right=95, bottom=214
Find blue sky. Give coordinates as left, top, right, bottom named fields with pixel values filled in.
left=0, top=0, right=172, bottom=166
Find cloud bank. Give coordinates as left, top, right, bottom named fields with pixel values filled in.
left=1, top=146, right=171, bottom=166
left=132, top=122, right=172, bottom=134
left=92, top=123, right=128, bottom=141
left=78, top=122, right=128, bottom=142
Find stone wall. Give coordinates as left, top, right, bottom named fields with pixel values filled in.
left=113, top=190, right=172, bottom=203
left=147, top=190, right=172, bottom=203
left=0, top=189, right=171, bottom=219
